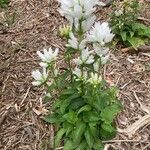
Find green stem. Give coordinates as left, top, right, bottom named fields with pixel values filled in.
left=67, top=53, right=73, bottom=83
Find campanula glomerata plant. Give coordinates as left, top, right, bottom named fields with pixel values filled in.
left=32, top=0, right=122, bottom=149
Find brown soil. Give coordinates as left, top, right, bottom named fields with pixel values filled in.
left=0, top=0, right=150, bottom=150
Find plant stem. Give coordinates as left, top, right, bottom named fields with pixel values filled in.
left=67, top=53, right=73, bottom=83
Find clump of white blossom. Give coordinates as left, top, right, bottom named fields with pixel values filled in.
left=32, top=0, right=114, bottom=87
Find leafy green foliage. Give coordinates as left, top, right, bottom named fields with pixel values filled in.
left=44, top=80, right=122, bottom=149
left=110, top=0, right=150, bottom=49
left=0, top=0, right=9, bottom=8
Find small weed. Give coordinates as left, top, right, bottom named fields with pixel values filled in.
left=110, top=0, right=150, bottom=49
left=0, top=0, right=9, bottom=8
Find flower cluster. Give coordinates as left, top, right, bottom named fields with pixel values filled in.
left=32, top=47, right=59, bottom=86
left=32, top=0, right=114, bottom=87
left=59, top=0, right=105, bottom=32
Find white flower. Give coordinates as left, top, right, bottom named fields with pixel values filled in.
left=58, top=0, right=104, bottom=30
left=93, top=59, right=100, bottom=72
left=82, top=15, right=96, bottom=32
left=37, top=47, right=59, bottom=67
left=88, top=72, right=102, bottom=85
left=101, top=55, right=109, bottom=65
left=54, top=69, right=59, bottom=77
left=93, top=44, right=110, bottom=64
left=87, top=22, right=115, bottom=45
left=73, top=47, right=94, bottom=65
left=59, top=0, right=100, bottom=19
left=93, top=44, right=109, bottom=57
left=73, top=67, right=87, bottom=80
left=66, top=32, right=86, bottom=50
left=32, top=68, right=48, bottom=86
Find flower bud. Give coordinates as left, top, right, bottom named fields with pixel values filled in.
left=59, top=25, right=71, bottom=38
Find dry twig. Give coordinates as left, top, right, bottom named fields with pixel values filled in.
left=121, top=45, right=150, bottom=53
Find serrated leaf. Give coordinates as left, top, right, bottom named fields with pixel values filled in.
left=73, top=122, right=86, bottom=145
left=84, top=127, right=94, bottom=148
left=77, top=105, right=91, bottom=115
left=121, top=31, right=127, bottom=41
left=55, top=128, right=66, bottom=147
left=100, top=103, right=121, bottom=123
left=64, top=140, right=74, bottom=150
left=127, top=37, right=145, bottom=49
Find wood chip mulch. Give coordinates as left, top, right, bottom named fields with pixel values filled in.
left=0, top=0, right=150, bottom=150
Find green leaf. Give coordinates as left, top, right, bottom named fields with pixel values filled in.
left=129, top=31, right=134, bottom=37
left=0, top=0, right=9, bottom=8
left=93, top=139, right=104, bottom=150
left=132, top=23, right=148, bottom=31
left=63, top=110, right=78, bottom=124
left=64, top=140, right=74, bottom=150
left=84, top=127, right=94, bottom=148
left=69, top=97, right=85, bottom=110
left=73, top=122, right=86, bottom=145
left=62, top=88, right=75, bottom=95
left=43, top=114, right=63, bottom=123
left=83, top=111, right=100, bottom=122
left=60, top=93, right=80, bottom=113
left=100, top=128, right=117, bottom=140
left=55, top=128, right=66, bottom=147
left=57, top=70, right=70, bottom=89
left=121, top=31, right=127, bottom=41
left=93, top=93, right=110, bottom=111
left=89, top=123, right=97, bottom=137
left=127, top=37, right=145, bottom=49
left=76, top=140, right=87, bottom=150
left=138, top=28, right=150, bottom=37
left=132, top=23, right=150, bottom=37
left=63, top=122, right=74, bottom=136
left=77, top=105, right=91, bottom=115
left=100, top=103, right=121, bottom=123
left=101, top=123, right=116, bottom=133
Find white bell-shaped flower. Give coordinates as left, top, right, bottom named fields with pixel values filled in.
left=82, top=15, right=96, bottom=32
left=32, top=68, right=48, bottom=86
left=93, top=44, right=110, bottom=65
left=66, top=32, right=86, bottom=50
left=58, top=0, right=105, bottom=31
left=93, top=59, right=100, bottom=72
left=37, top=47, right=59, bottom=67
left=73, top=67, right=87, bottom=80
left=73, top=47, right=94, bottom=65
left=87, top=22, right=114, bottom=45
